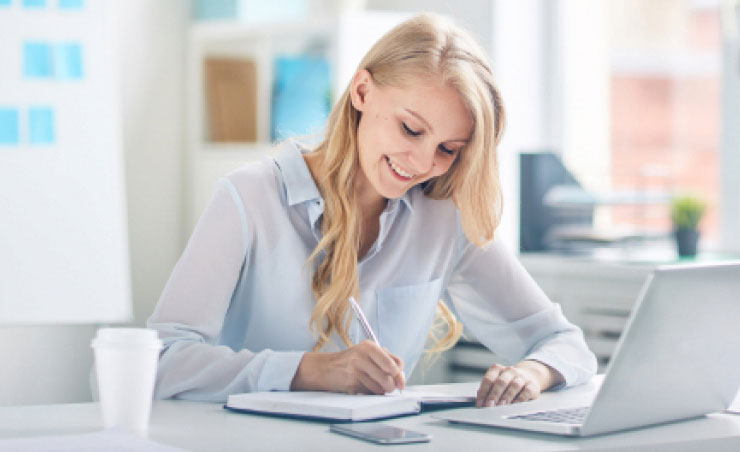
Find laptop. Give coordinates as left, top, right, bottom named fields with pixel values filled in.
left=434, top=262, right=740, bottom=436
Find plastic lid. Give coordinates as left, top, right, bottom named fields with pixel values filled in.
left=91, top=328, right=162, bottom=349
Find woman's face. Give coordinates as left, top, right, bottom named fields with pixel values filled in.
left=350, top=70, right=473, bottom=202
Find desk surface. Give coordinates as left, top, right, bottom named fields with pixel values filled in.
left=2, top=380, right=740, bottom=452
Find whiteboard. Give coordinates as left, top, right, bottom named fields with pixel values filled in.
left=0, top=0, right=132, bottom=324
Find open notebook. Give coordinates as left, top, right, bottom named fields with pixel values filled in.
left=225, top=387, right=476, bottom=422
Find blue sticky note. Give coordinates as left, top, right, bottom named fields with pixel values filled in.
left=0, top=0, right=12, bottom=7
left=23, top=0, right=45, bottom=7
left=192, top=0, right=236, bottom=20
left=271, top=56, right=331, bottom=141
left=29, top=107, right=55, bottom=145
left=0, top=108, right=20, bottom=145
left=24, top=42, right=53, bottom=78
left=58, top=0, right=83, bottom=8
left=56, top=43, right=83, bottom=79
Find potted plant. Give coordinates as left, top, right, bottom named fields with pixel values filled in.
left=670, top=195, right=706, bottom=257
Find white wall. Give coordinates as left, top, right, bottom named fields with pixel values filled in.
left=0, top=0, right=187, bottom=406
left=113, top=0, right=187, bottom=327
left=367, top=0, right=494, bottom=56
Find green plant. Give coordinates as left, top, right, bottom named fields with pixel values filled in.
left=671, top=195, right=706, bottom=230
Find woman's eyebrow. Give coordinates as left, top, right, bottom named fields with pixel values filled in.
left=404, top=108, right=469, bottom=143
left=404, top=108, right=434, bottom=134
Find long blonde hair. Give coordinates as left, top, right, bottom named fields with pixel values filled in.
left=306, top=13, right=506, bottom=357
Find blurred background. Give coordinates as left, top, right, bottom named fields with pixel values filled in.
left=0, top=0, right=738, bottom=405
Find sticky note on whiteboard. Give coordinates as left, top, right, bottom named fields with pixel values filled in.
left=0, top=0, right=11, bottom=7
left=23, top=42, right=53, bottom=78
left=56, top=43, right=83, bottom=79
left=22, top=0, right=45, bottom=7
left=59, top=0, right=83, bottom=8
left=29, top=107, right=55, bottom=144
left=0, top=108, right=20, bottom=145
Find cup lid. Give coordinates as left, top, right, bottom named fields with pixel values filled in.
left=91, top=327, right=162, bottom=349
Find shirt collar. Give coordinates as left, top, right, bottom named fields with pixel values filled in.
left=273, top=141, right=321, bottom=206
left=272, top=140, right=414, bottom=213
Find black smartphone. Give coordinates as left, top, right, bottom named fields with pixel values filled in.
left=329, top=423, right=432, bottom=444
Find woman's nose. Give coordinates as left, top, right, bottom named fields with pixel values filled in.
left=406, top=144, right=435, bottom=175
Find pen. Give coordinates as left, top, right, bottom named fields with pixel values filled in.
left=348, top=296, right=379, bottom=344
left=348, top=296, right=404, bottom=393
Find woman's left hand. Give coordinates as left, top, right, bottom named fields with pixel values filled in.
left=476, top=360, right=563, bottom=408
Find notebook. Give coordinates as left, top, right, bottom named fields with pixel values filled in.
left=434, top=262, right=740, bottom=436
left=225, top=387, right=475, bottom=422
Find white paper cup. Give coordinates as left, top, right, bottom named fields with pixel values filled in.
left=91, top=328, right=162, bottom=436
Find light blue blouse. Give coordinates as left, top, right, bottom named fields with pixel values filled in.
left=147, top=142, right=596, bottom=402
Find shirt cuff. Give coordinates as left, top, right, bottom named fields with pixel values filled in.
left=256, top=351, right=306, bottom=392
left=523, top=352, right=574, bottom=391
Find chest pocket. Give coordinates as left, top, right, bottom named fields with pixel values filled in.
left=376, top=278, right=444, bottom=372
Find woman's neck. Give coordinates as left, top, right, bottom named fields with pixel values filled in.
left=303, top=151, right=387, bottom=219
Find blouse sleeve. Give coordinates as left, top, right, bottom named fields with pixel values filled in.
left=146, top=178, right=304, bottom=402
left=443, top=235, right=597, bottom=388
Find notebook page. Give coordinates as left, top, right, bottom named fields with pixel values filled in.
left=388, top=384, right=477, bottom=403
left=226, top=391, right=420, bottom=420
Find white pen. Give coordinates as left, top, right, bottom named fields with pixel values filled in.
left=348, top=296, right=379, bottom=344
left=348, top=296, right=404, bottom=393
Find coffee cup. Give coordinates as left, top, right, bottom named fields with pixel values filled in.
left=91, top=328, right=162, bottom=436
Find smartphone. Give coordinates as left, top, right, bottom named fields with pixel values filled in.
left=329, top=423, right=432, bottom=444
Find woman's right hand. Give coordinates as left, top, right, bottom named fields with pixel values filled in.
left=290, top=340, right=406, bottom=394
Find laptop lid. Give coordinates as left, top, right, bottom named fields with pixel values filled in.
left=580, top=262, right=740, bottom=435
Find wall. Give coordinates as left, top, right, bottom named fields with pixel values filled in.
left=0, top=0, right=187, bottom=406
left=367, top=0, right=494, bottom=56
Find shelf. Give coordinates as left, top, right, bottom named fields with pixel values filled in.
left=185, top=11, right=410, bottom=229
left=190, top=16, right=338, bottom=42
left=198, top=141, right=276, bottom=155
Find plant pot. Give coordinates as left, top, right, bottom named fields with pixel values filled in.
left=675, top=227, right=699, bottom=257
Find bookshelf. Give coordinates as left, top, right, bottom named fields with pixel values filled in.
left=185, top=11, right=409, bottom=229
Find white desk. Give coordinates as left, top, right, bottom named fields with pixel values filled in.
left=2, top=380, right=740, bottom=452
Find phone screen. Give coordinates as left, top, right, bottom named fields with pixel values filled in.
left=330, top=423, right=432, bottom=444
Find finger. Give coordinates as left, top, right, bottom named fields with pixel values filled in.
left=486, top=369, right=517, bottom=407
left=388, top=351, right=406, bottom=390
left=357, top=369, right=387, bottom=395
left=357, top=354, right=398, bottom=394
left=477, top=365, right=503, bottom=408
left=388, top=350, right=405, bottom=371
left=499, top=376, right=526, bottom=405
left=365, top=343, right=402, bottom=377
left=513, top=382, right=539, bottom=403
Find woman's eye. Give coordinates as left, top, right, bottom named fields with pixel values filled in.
left=402, top=122, right=421, bottom=137
left=438, top=144, right=455, bottom=156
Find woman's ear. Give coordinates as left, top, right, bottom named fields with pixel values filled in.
left=350, top=69, right=372, bottom=111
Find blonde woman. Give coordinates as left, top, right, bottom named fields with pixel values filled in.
left=148, top=13, right=596, bottom=408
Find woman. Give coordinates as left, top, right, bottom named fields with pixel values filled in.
left=147, top=13, right=596, bottom=408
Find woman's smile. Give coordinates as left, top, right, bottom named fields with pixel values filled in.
left=385, top=155, right=414, bottom=181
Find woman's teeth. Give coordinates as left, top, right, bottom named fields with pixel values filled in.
left=386, top=156, right=413, bottom=179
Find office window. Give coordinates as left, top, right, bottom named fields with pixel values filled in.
left=558, top=0, right=723, bottom=251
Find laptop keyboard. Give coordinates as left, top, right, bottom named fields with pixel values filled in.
left=507, top=406, right=590, bottom=424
